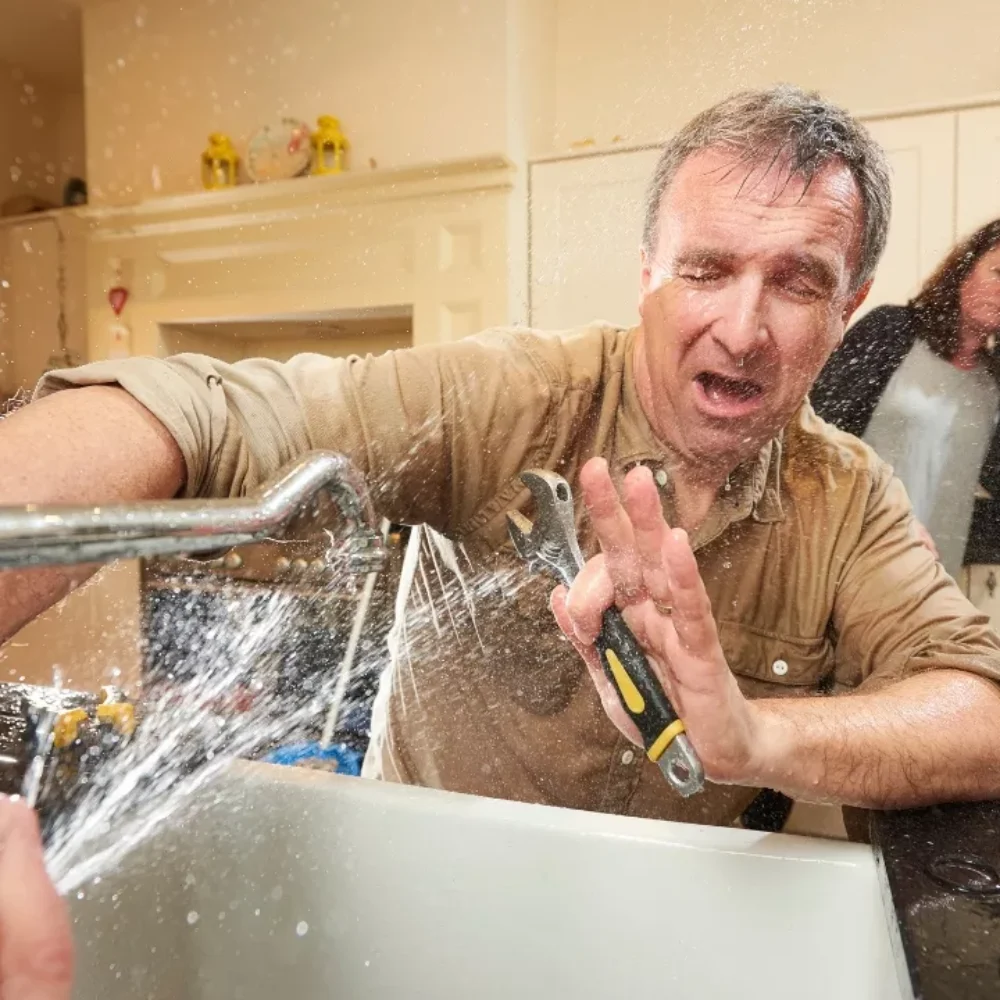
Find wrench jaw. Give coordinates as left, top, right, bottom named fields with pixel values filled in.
left=506, top=509, right=543, bottom=573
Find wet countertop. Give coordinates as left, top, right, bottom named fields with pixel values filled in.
left=873, top=802, right=1000, bottom=1000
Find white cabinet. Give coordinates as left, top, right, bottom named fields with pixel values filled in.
left=0, top=213, right=87, bottom=397
left=956, top=106, right=1000, bottom=236
left=858, top=113, right=957, bottom=316
left=529, top=147, right=661, bottom=329
left=529, top=112, right=970, bottom=329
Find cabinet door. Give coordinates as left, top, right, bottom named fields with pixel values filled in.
left=529, top=147, right=661, bottom=330
left=956, top=106, right=1000, bottom=237
left=860, top=113, right=957, bottom=317
left=0, top=217, right=86, bottom=394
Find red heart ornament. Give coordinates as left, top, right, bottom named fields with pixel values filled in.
left=108, top=286, right=129, bottom=316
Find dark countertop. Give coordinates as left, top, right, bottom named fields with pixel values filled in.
left=874, top=802, right=1000, bottom=1000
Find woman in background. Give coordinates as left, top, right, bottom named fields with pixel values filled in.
left=811, top=219, right=1000, bottom=579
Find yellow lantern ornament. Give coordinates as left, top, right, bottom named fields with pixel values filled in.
left=201, top=132, right=239, bottom=190
left=311, top=116, right=350, bottom=175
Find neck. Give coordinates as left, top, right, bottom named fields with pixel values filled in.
left=952, top=317, right=989, bottom=370
left=632, top=332, right=739, bottom=533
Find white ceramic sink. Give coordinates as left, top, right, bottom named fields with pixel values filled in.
left=70, top=761, right=906, bottom=999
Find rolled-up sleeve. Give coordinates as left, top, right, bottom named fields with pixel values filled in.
left=34, top=333, right=558, bottom=534
left=832, top=465, right=1000, bottom=690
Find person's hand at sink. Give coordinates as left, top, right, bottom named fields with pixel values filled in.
left=0, top=796, right=73, bottom=1000
left=551, top=456, right=1000, bottom=809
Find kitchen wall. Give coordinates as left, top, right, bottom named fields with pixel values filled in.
left=552, top=0, right=1000, bottom=149
left=83, top=0, right=514, bottom=204
left=83, top=0, right=1000, bottom=207
left=0, top=61, right=84, bottom=209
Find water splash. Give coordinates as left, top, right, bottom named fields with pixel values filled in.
left=43, top=574, right=371, bottom=896
left=41, top=514, right=533, bottom=896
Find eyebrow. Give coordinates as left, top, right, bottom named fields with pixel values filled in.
left=673, top=248, right=840, bottom=292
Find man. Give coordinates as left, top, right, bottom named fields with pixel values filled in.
left=3, top=85, right=1000, bottom=830
left=0, top=796, right=73, bottom=999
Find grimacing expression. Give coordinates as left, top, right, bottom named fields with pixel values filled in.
left=637, top=147, right=869, bottom=464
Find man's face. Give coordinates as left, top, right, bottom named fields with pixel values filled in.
left=637, top=147, right=870, bottom=465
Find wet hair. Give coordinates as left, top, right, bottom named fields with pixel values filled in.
left=910, top=218, right=1000, bottom=361
left=642, top=84, right=892, bottom=293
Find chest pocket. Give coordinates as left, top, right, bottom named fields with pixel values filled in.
left=718, top=621, right=835, bottom=696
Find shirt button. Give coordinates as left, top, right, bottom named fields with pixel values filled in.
left=771, top=659, right=789, bottom=677
left=654, top=469, right=668, bottom=487
left=621, top=749, right=635, bottom=765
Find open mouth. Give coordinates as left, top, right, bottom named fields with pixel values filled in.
left=694, top=372, right=764, bottom=406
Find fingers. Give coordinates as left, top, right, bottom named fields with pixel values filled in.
left=551, top=587, right=642, bottom=745
left=580, top=458, right=642, bottom=602
left=0, top=797, right=74, bottom=1000
left=621, top=465, right=673, bottom=607
left=561, top=555, right=615, bottom=645
left=661, top=527, right=722, bottom=659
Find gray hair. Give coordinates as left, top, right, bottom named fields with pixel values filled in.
left=642, top=85, right=891, bottom=293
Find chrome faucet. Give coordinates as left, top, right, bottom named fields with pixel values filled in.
left=0, top=451, right=386, bottom=575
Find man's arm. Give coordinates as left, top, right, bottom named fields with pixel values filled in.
left=553, top=458, right=1000, bottom=809
left=8, top=333, right=557, bottom=639
left=0, top=386, right=183, bottom=643
left=748, top=669, right=1000, bottom=807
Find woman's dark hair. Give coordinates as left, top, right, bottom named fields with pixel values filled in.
left=910, top=218, right=1000, bottom=361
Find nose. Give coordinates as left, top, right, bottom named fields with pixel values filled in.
left=711, top=275, right=767, bottom=362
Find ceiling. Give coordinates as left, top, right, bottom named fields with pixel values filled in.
left=0, top=0, right=82, bottom=87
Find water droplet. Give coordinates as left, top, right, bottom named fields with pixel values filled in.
left=186, top=911, right=199, bottom=925
left=296, top=920, right=309, bottom=936
left=76, top=890, right=85, bottom=900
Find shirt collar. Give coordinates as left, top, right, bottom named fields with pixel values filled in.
left=614, top=326, right=785, bottom=528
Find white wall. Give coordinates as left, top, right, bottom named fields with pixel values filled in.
left=83, top=0, right=513, bottom=204
left=0, top=61, right=84, bottom=209
left=552, top=0, right=1000, bottom=150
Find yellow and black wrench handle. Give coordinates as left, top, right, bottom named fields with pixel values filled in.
left=594, top=607, right=704, bottom=796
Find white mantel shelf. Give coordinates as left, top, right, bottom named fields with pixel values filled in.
left=81, top=155, right=517, bottom=241
left=79, top=152, right=525, bottom=358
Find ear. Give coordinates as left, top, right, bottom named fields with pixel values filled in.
left=639, top=245, right=653, bottom=312
left=838, top=279, right=873, bottom=343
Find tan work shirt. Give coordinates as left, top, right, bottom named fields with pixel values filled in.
left=37, top=323, right=1000, bottom=826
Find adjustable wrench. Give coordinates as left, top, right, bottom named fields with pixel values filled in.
left=507, top=468, right=704, bottom=798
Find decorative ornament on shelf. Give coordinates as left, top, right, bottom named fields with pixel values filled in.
left=311, top=116, right=350, bottom=175
left=246, top=118, right=312, bottom=182
left=106, top=267, right=131, bottom=361
left=201, top=132, right=239, bottom=190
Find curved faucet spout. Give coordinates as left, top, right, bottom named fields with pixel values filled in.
left=0, top=451, right=385, bottom=575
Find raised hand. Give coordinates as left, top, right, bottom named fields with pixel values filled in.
left=550, top=457, right=762, bottom=784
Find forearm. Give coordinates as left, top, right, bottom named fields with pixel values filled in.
left=0, top=386, right=183, bottom=642
left=746, top=670, right=1000, bottom=809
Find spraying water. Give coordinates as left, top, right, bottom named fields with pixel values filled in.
left=42, top=575, right=370, bottom=895
left=38, top=518, right=532, bottom=897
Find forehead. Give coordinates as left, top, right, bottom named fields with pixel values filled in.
left=657, top=147, right=864, bottom=268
